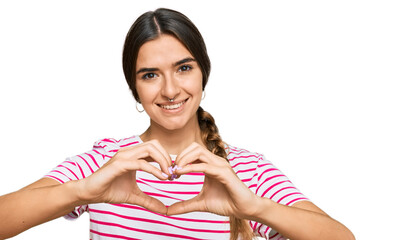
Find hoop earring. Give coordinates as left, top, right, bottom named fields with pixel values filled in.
left=136, top=102, right=144, bottom=113
left=202, top=91, right=206, bottom=100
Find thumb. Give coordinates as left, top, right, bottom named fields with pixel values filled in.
left=127, top=192, right=168, bottom=215
left=167, top=196, right=203, bottom=215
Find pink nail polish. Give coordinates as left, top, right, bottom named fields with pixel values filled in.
left=168, top=166, right=173, bottom=174
left=162, top=173, right=168, bottom=178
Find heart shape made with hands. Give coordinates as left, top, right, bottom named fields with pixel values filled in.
left=133, top=147, right=255, bottom=218
left=103, top=141, right=256, bottom=218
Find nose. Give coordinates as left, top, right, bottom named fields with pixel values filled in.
left=161, top=73, right=181, bottom=101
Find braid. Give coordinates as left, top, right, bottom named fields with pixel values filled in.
left=197, top=107, right=255, bottom=240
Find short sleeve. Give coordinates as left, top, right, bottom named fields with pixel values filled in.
left=227, top=146, right=309, bottom=240
left=43, top=138, right=122, bottom=220
left=252, top=156, right=309, bottom=239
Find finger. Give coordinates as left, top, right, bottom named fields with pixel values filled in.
left=175, top=162, right=209, bottom=176
left=128, top=191, right=167, bottom=215
left=122, top=159, right=169, bottom=180
left=147, top=139, right=173, bottom=168
left=167, top=196, right=203, bottom=216
left=124, top=142, right=171, bottom=175
left=175, top=144, right=212, bottom=168
left=175, top=142, right=199, bottom=164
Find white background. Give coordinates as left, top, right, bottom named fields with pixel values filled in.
left=0, top=0, right=414, bottom=239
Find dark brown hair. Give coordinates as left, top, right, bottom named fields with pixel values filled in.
left=122, top=8, right=254, bottom=240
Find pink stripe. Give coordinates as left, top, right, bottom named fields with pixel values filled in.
left=248, top=183, right=257, bottom=188
left=264, top=226, right=271, bottom=237
left=124, top=135, right=138, bottom=141
left=261, top=181, right=291, bottom=197
left=62, top=160, right=76, bottom=166
left=90, top=229, right=142, bottom=240
left=258, top=163, right=273, bottom=168
left=235, top=167, right=256, bottom=174
left=90, top=219, right=209, bottom=240
left=228, top=154, right=258, bottom=162
left=257, top=227, right=264, bottom=237
left=100, top=138, right=117, bottom=143
left=110, top=204, right=229, bottom=224
left=253, top=221, right=259, bottom=232
left=270, top=231, right=279, bottom=239
left=258, top=168, right=279, bottom=182
left=120, top=141, right=139, bottom=147
left=287, top=197, right=308, bottom=206
left=241, top=172, right=258, bottom=183
left=231, top=160, right=258, bottom=168
left=90, top=209, right=229, bottom=233
left=50, top=170, right=72, bottom=181
left=256, top=175, right=286, bottom=193
left=75, top=161, right=86, bottom=178
left=277, top=192, right=302, bottom=204
left=44, top=175, right=64, bottom=184
left=269, top=186, right=296, bottom=199
left=77, top=154, right=94, bottom=174
left=136, top=179, right=200, bottom=195
left=57, top=164, right=79, bottom=180
left=93, top=149, right=112, bottom=159
left=85, top=153, right=100, bottom=169
left=76, top=206, right=82, bottom=216
left=228, top=147, right=250, bottom=155
left=143, top=191, right=184, bottom=201
left=138, top=178, right=204, bottom=185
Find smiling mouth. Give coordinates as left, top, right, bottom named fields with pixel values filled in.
left=158, top=98, right=188, bottom=110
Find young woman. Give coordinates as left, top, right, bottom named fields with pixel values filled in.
left=0, top=8, right=354, bottom=240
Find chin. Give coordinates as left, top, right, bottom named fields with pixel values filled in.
left=151, top=117, right=186, bottom=131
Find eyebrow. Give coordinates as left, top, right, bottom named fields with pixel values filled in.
left=136, top=57, right=196, bottom=75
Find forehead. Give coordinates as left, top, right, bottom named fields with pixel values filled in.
left=136, top=34, right=193, bottom=68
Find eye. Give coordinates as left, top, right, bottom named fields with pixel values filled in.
left=142, top=72, right=157, bottom=80
left=178, top=65, right=192, bottom=72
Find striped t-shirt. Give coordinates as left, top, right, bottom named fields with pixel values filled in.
left=45, top=135, right=308, bottom=240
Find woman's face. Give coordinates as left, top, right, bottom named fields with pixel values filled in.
left=135, top=34, right=203, bottom=131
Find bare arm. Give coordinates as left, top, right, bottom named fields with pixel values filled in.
left=168, top=143, right=355, bottom=240
left=251, top=199, right=355, bottom=240
left=0, top=178, right=84, bottom=239
left=0, top=140, right=173, bottom=239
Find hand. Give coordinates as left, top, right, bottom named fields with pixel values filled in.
left=167, top=143, right=261, bottom=219
left=76, top=140, right=172, bottom=214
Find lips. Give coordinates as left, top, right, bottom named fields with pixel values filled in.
left=158, top=98, right=188, bottom=110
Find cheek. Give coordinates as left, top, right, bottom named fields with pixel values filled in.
left=135, top=83, right=157, bottom=103
left=183, top=72, right=203, bottom=95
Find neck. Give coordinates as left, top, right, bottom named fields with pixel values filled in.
left=140, top=114, right=204, bottom=155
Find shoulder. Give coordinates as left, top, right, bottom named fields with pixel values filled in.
left=225, top=144, right=281, bottom=181
left=226, top=144, right=266, bottom=164
left=226, top=144, right=271, bottom=175
left=68, top=135, right=142, bottom=170
left=93, top=135, right=143, bottom=153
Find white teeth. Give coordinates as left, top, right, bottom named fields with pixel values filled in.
left=160, top=101, right=185, bottom=110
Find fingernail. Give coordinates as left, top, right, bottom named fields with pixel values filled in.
left=171, top=174, right=177, bottom=180
left=176, top=166, right=182, bottom=170
left=168, top=166, right=173, bottom=174
left=162, top=172, right=168, bottom=178
left=172, top=165, right=178, bottom=171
